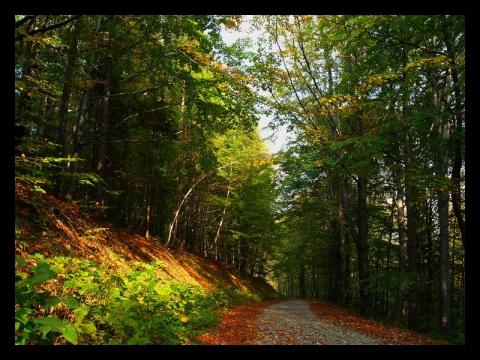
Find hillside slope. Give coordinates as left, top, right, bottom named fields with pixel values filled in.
left=14, top=181, right=278, bottom=299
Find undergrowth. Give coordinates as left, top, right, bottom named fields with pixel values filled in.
left=15, top=254, right=261, bottom=345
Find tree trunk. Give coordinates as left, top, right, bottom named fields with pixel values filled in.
left=145, top=181, right=152, bottom=239
left=64, top=16, right=104, bottom=202
left=334, top=200, right=345, bottom=305
left=393, top=133, right=407, bottom=324
left=96, top=59, right=112, bottom=207
left=53, top=34, right=78, bottom=198
left=404, top=131, right=421, bottom=330
left=441, top=15, right=465, bottom=251
left=356, top=174, right=371, bottom=316
left=434, top=76, right=452, bottom=337
left=214, top=164, right=233, bottom=259
left=299, top=263, right=307, bottom=298
left=311, top=262, right=318, bottom=298
left=15, top=20, right=38, bottom=156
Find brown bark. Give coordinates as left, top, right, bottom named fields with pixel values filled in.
left=356, top=175, right=371, bottom=316
left=15, top=21, right=38, bottom=156
left=404, top=131, right=420, bottom=330
left=96, top=60, right=112, bottom=205
left=441, top=15, right=465, bottom=250
left=392, top=133, right=407, bottom=324
left=64, top=16, right=104, bottom=202
left=53, top=35, right=78, bottom=198
left=334, top=200, right=345, bottom=305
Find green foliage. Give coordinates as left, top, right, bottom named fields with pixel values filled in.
left=15, top=254, right=263, bottom=345
left=15, top=154, right=101, bottom=194
left=15, top=255, right=77, bottom=344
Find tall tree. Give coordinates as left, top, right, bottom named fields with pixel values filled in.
left=249, top=15, right=465, bottom=337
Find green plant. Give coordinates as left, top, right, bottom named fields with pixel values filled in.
left=15, top=254, right=268, bottom=345
left=15, top=255, right=78, bottom=344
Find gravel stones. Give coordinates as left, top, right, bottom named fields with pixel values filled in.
left=252, top=299, right=384, bottom=345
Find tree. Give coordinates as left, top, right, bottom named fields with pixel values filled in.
left=250, top=15, right=464, bottom=338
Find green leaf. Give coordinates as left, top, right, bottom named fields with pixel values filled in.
left=32, top=316, right=78, bottom=344
left=73, top=305, right=91, bottom=322
left=62, top=323, right=78, bottom=344
left=32, top=316, right=65, bottom=331
left=28, top=261, right=57, bottom=284
left=15, top=256, right=27, bottom=266
left=75, top=321, right=97, bottom=336
left=110, top=287, right=121, bottom=298
left=15, top=308, right=33, bottom=324
left=65, top=295, right=79, bottom=310
left=37, top=325, right=53, bottom=337
left=43, top=296, right=61, bottom=308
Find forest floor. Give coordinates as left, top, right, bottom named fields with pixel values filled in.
left=196, top=299, right=453, bottom=345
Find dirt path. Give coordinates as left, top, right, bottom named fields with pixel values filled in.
left=251, top=299, right=383, bottom=345
left=196, top=299, right=453, bottom=345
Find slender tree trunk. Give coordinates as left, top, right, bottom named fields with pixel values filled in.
left=439, top=165, right=451, bottom=336
left=340, top=183, right=357, bottom=248
left=393, top=134, right=407, bottom=324
left=344, top=235, right=352, bottom=306
left=398, top=43, right=420, bottom=330
left=405, top=131, right=421, bottom=330
left=450, top=128, right=464, bottom=248
left=334, top=198, right=345, bottom=305
left=214, top=164, right=233, bottom=259
left=239, top=239, right=247, bottom=275
left=15, top=21, right=38, bottom=155
left=96, top=59, right=112, bottom=207
left=326, top=52, right=348, bottom=306
left=424, top=201, right=435, bottom=316
left=311, top=262, right=318, bottom=298
left=393, top=184, right=407, bottom=323
left=64, top=16, right=104, bottom=202
left=385, top=211, right=393, bottom=318
left=441, top=15, right=465, bottom=250
left=434, top=76, right=452, bottom=337
left=63, top=87, right=89, bottom=202
left=145, top=181, right=152, bottom=239
left=299, top=263, right=306, bottom=298
left=356, top=174, right=371, bottom=316
left=53, top=35, right=78, bottom=198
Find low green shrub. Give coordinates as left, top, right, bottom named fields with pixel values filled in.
left=15, top=254, right=260, bottom=345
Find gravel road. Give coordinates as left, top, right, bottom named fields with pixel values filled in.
left=252, top=299, right=384, bottom=345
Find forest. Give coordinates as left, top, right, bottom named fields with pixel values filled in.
left=15, top=15, right=465, bottom=345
